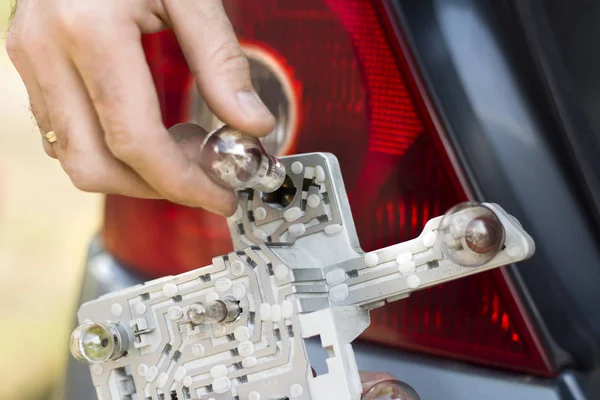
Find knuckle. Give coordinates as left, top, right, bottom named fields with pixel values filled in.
left=7, top=9, right=50, bottom=63
left=18, top=29, right=49, bottom=60
left=56, top=3, right=109, bottom=40
left=8, top=30, right=42, bottom=62
left=61, top=159, right=99, bottom=192
left=105, top=128, right=141, bottom=160
left=56, top=6, right=91, bottom=36
left=164, top=0, right=218, bottom=20
left=103, top=117, right=144, bottom=160
left=41, top=143, right=58, bottom=159
left=5, top=31, right=22, bottom=63
left=209, top=40, right=249, bottom=74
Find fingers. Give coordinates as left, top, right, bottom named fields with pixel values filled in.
left=29, top=95, right=57, bottom=159
left=35, top=99, right=58, bottom=159
left=8, top=0, right=250, bottom=215
left=68, top=22, right=237, bottom=214
left=29, top=40, right=162, bottom=199
left=162, top=0, right=275, bottom=136
left=6, top=21, right=57, bottom=159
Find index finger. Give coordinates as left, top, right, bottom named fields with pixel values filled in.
left=162, top=0, right=276, bottom=136
left=69, top=21, right=236, bottom=214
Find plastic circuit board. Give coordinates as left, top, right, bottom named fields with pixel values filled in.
left=72, top=153, right=535, bottom=400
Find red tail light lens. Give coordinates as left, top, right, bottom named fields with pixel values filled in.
left=103, top=0, right=555, bottom=376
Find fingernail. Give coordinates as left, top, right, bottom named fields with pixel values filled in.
left=237, top=90, right=274, bottom=121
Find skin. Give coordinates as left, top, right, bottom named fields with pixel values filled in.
left=6, top=2, right=414, bottom=395
left=6, top=0, right=277, bottom=216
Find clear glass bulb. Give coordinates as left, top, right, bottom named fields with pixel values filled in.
left=187, top=299, right=241, bottom=325
left=200, top=126, right=286, bottom=193
left=70, top=321, right=127, bottom=364
left=439, top=202, right=505, bottom=267
left=362, top=380, right=420, bottom=400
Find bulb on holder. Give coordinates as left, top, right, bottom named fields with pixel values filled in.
left=439, top=202, right=505, bottom=267
left=361, top=373, right=420, bottom=400
left=70, top=321, right=129, bottom=365
left=198, top=125, right=287, bottom=193
left=187, top=298, right=241, bottom=325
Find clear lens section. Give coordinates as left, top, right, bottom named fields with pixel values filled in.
left=200, top=125, right=286, bottom=193
left=439, top=202, right=505, bottom=267
left=362, top=380, right=420, bottom=400
left=70, top=322, right=116, bottom=364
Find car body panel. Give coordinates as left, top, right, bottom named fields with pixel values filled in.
left=394, top=0, right=600, bottom=378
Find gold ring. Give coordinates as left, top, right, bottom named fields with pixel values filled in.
left=44, top=130, right=57, bottom=144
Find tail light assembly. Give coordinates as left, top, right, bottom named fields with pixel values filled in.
left=103, top=0, right=555, bottom=377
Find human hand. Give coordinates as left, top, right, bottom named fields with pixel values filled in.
left=6, top=0, right=275, bottom=216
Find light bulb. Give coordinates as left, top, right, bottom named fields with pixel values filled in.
left=187, top=299, right=241, bottom=325
left=199, top=125, right=287, bottom=193
left=439, top=202, right=505, bottom=267
left=70, top=321, right=128, bottom=364
left=362, top=378, right=420, bottom=400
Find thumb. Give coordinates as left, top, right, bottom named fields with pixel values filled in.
left=161, top=0, right=275, bottom=136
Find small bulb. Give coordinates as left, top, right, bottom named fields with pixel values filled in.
left=362, top=380, right=420, bottom=400
left=70, top=322, right=128, bottom=365
left=439, top=202, right=505, bottom=267
left=199, top=126, right=286, bottom=193
left=188, top=299, right=241, bottom=325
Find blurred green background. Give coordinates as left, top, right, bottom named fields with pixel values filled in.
left=1, top=2, right=102, bottom=398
